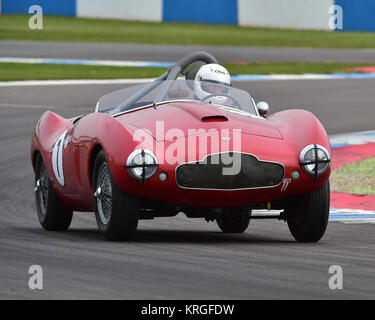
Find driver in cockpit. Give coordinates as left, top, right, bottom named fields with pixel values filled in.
left=193, top=64, right=231, bottom=105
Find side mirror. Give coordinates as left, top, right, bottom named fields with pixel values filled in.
left=256, top=101, right=269, bottom=117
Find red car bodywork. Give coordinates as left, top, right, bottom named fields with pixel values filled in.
left=31, top=100, right=330, bottom=212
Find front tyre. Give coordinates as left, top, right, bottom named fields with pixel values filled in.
left=286, top=181, right=330, bottom=242
left=216, top=209, right=250, bottom=233
left=35, top=154, right=73, bottom=231
left=93, top=150, right=139, bottom=241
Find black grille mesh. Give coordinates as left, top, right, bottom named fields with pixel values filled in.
left=176, top=153, right=284, bottom=190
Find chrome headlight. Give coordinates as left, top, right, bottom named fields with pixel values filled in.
left=299, top=144, right=330, bottom=179
left=126, top=149, right=158, bottom=183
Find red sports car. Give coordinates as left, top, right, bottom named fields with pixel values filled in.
left=31, top=52, right=331, bottom=242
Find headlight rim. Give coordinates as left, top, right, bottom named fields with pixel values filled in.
left=126, top=149, right=158, bottom=183
left=299, top=144, right=331, bottom=179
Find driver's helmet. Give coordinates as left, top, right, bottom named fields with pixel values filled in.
left=194, top=64, right=231, bottom=105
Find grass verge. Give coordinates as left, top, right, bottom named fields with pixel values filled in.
left=1, top=15, right=375, bottom=49
left=0, top=62, right=374, bottom=81
left=331, top=157, right=375, bottom=195
left=0, top=63, right=166, bottom=81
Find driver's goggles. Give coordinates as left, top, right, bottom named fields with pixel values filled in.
left=201, top=82, right=230, bottom=95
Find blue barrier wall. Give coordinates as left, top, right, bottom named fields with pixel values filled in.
left=163, top=0, right=238, bottom=25
left=335, top=0, right=375, bottom=31
left=1, top=0, right=375, bottom=32
left=1, top=0, right=76, bottom=16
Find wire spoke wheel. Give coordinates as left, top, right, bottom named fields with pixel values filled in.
left=36, top=161, right=49, bottom=217
left=93, top=150, right=139, bottom=241
left=34, top=154, right=73, bottom=231
left=96, top=163, right=113, bottom=225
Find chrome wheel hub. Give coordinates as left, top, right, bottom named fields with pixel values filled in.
left=95, top=163, right=112, bottom=225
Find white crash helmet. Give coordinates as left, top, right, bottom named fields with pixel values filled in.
left=194, top=64, right=231, bottom=105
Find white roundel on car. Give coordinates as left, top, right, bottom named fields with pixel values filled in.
left=52, top=130, right=67, bottom=186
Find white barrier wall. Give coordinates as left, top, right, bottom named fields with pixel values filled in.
left=238, top=0, right=334, bottom=30
left=77, top=0, right=162, bottom=22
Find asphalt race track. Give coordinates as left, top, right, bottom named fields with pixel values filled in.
left=0, top=79, right=375, bottom=299
left=2, top=40, right=375, bottom=62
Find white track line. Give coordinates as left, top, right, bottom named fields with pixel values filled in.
left=250, top=209, right=375, bottom=224
left=330, top=208, right=375, bottom=224
left=0, top=57, right=173, bottom=67
left=330, top=130, right=375, bottom=146
left=2, top=73, right=375, bottom=87
left=0, top=79, right=156, bottom=87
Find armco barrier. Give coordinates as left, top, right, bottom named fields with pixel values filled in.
left=238, top=0, right=333, bottom=30
left=163, top=0, right=238, bottom=25
left=77, top=0, right=162, bottom=22
left=1, top=0, right=375, bottom=32
left=1, top=0, right=76, bottom=16
left=335, top=0, right=375, bottom=31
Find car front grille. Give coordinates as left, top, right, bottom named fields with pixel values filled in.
left=176, top=153, right=284, bottom=190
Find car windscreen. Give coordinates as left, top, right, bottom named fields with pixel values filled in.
left=96, top=79, right=257, bottom=116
